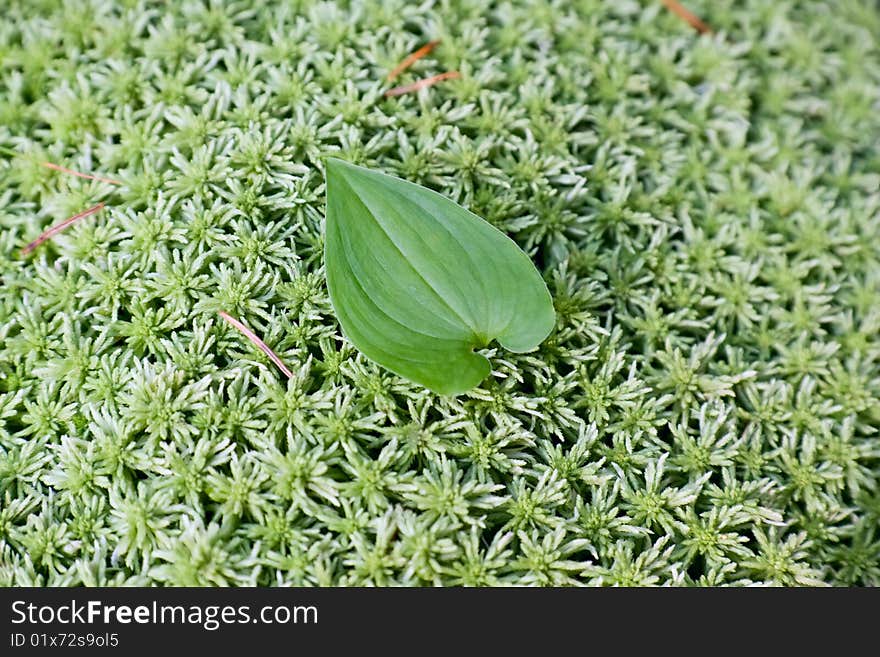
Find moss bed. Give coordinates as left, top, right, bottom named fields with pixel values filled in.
left=0, top=0, right=878, bottom=585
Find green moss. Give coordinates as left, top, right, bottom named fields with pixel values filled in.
left=0, top=0, right=878, bottom=586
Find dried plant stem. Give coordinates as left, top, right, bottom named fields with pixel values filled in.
left=387, top=40, right=441, bottom=81
left=218, top=310, right=294, bottom=379
left=38, top=161, right=123, bottom=186
left=21, top=202, right=106, bottom=256
left=384, top=71, right=460, bottom=98
left=660, top=0, right=712, bottom=34
left=0, top=146, right=122, bottom=185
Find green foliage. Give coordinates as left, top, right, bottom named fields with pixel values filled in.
left=0, top=0, right=879, bottom=586
left=325, top=158, right=554, bottom=394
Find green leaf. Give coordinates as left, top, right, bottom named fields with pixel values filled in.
left=324, top=158, right=555, bottom=395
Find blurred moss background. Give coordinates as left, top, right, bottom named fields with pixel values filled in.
left=0, top=0, right=878, bottom=585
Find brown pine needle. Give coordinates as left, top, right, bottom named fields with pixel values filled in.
left=384, top=71, right=461, bottom=98
left=660, top=0, right=712, bottom=34
left=387, top=40, right=441, bottom=81
left=40, top=161, right=123, bottom=186
left=21, top=202, right=106, bottom=256
left=218, top=310, right=294, bottom=379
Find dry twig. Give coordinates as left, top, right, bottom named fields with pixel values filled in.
left=384, top=71, right=461, bottom=97
left=21, top=202, right=106, bottom=256
left=218, top=310, right=294, bottom=379
left=660, top=0, right=712, bottom=34
left=387, top=40, right=441, bottom=81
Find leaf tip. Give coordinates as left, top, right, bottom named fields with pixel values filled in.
left=325, top=157, right=356, bottom=175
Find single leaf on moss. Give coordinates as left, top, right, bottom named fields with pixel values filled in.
left=324, top=158, right=555, bottom=395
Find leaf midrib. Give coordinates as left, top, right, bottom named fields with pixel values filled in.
left=335, top=171, right=480, bottom=339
